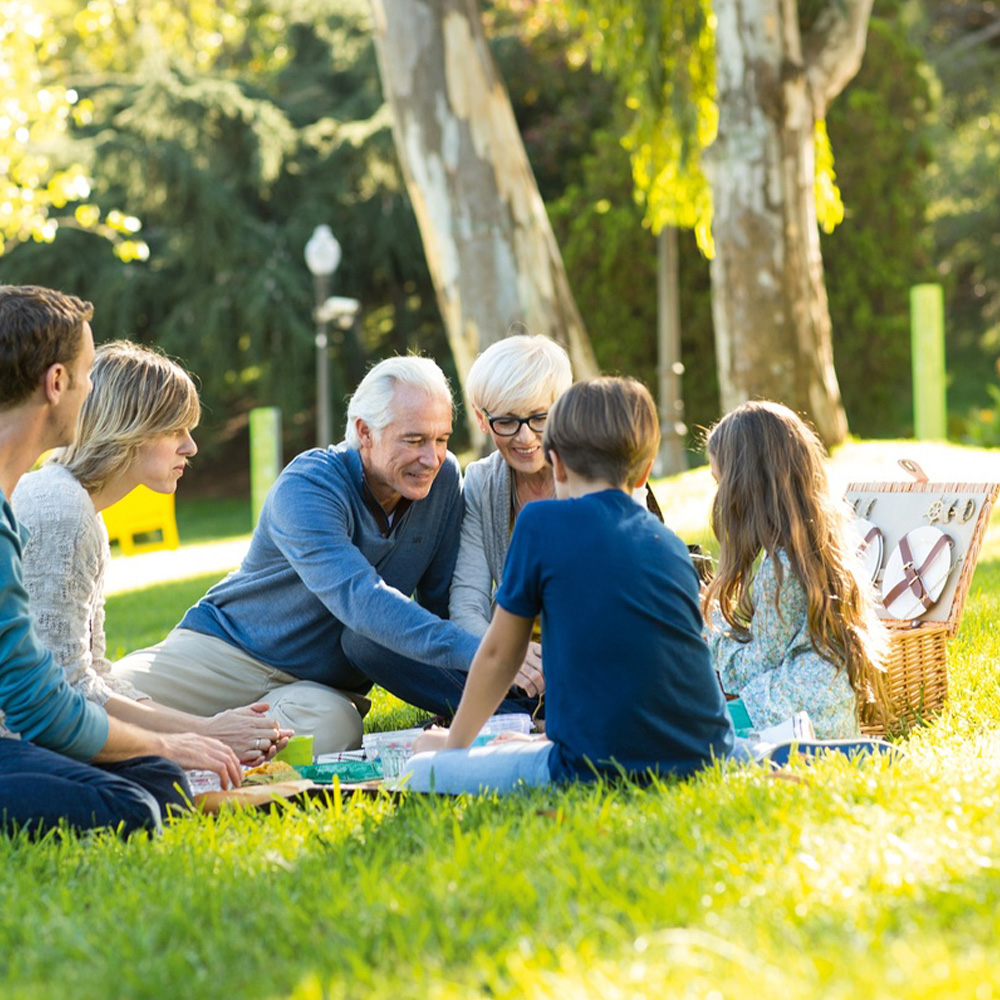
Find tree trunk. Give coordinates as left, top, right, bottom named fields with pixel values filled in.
left=369, top=0, right=598, bottom=428
left=655, top=226, right=688, bottom=475
left=708, top=0, right=872, bottom=447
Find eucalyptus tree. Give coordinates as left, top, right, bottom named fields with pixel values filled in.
left=369, top=0, right=599, bottom=415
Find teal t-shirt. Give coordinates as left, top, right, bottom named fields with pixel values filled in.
left=0, top=493, right=108, bottom=760
left=496, top=490, right=734, bottom=782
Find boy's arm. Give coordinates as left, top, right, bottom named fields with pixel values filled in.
left=444, top=608, right=533, bottom=749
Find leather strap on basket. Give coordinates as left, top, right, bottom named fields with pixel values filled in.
left=882, top=533, right=954, bottom=612
left=858, top=526, right=880, bottom=555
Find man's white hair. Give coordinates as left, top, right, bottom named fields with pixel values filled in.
left=465, top=334, right=572, bottom=416
left=345, top=355, right=453, bottom=448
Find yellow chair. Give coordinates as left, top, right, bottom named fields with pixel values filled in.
left=101, top=486, right=180, bottom=555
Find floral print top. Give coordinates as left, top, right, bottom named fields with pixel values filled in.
left=708, top=549, right=860, bottom=739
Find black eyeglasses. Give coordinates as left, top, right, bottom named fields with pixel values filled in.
left=483, top=410, right=548, bottom=437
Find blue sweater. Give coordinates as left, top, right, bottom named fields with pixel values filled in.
left=0, top=492, right=108, bottom=760
left=181, top=445, right=480, bottom=684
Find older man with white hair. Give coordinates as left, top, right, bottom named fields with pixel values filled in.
left=115, top=356, right=533, bottom=753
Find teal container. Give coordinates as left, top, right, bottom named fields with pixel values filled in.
left=726, top=698, right=755, bottom=738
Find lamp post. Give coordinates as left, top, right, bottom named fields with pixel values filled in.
left=304, top=224, right=342, bottom=447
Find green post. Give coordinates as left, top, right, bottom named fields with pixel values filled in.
left=249, top=406, right=282, bottom=523
left=910, top=283, right=947, bottom=441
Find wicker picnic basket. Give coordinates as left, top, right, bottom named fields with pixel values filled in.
left=845, top=476, right=999, bottom=736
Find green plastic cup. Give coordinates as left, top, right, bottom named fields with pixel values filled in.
left=274, top=734, right=314, bottom=766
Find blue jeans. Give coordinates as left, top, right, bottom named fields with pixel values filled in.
left=339, top=630, right=538, bottom=719
left=0, top=739, right=191, bottom=837
left=406, top=737, right=902, bottom=795
left=405, top=740, right=554, bottom=794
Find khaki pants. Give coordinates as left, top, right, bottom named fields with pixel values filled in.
left=113, top=629, right=370, bottom=755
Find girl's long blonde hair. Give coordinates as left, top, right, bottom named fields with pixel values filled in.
left=54, top=340, right=200, bottom=495
left=703, top=401, right=888, bottom=726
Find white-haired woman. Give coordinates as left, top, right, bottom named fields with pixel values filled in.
left=449, top=335, right=576, bottom=698
left=10, top=341, right=290, bottom=764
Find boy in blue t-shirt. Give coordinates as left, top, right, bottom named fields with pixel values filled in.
left=408, top=377, right=735, bottom=792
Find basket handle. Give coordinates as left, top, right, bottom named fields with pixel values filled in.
left=898, top=458, right=929, bottom=483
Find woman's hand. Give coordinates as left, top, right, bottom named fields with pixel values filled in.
left=203, top=703, right=293, bottom=765
left=512, top=641, right=544, bottom=698
left=412, top=726, right=450, bottom=754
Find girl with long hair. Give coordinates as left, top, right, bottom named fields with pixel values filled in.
left=703, top=400, right=889, bottom=738
left=10, top=341, right=289, bottom=763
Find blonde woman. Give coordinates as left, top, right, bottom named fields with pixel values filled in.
left=10, top=341, right=290, bottom=764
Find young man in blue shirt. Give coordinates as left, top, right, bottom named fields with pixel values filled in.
left=0, top=285, right=240, bottom=835
left=409, top=377, right=735, bottom=792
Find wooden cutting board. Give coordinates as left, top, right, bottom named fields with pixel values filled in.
left=193, top=778, right=316, bottom=813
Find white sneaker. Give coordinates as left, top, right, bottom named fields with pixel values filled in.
left=755, top=711, right=816, bottom=746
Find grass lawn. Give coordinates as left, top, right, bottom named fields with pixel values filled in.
left=5, top=441, right=1000, bottom=999
left=175, top=497, right=253, bottom=544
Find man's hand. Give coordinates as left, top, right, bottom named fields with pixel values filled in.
left=412, top=725, right=450, bottom=754
left=158, top=733, right=243, bottom=789
left=512, top=641, right=544, bottom=698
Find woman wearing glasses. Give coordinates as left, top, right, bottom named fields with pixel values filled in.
left=449, top=335, right=573, bottom=700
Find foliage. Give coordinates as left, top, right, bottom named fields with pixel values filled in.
left=0, top=0, right=142, bottom=258
left=0, top=0, right=452, bottom=457
left=484, top=3, right=619, bottom=203
left=561, top=0, right=716, bottom=247
left=552, top=0, right=716, bottom=250
left=822, top=7, right=935, bottom=438
left=550, top=0, right=850, bottom=254
left=917, top=0, right=1000, bottom=427
left=956, top=384, right=1000, bottom=449
left=6, top=439, right=1000, bottom=1000
left=3, top=0, right=993, bottom=457
left=543, top=2, right=934, bottom=442
left=548, top=125, right=718, bottom=449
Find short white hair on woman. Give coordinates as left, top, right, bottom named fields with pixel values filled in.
left=345, top=355, right=453, bottom=448
left=465, top=335, right=573, bottom=416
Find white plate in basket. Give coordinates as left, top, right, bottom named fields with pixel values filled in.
left=881, top=526, right=953, bottom=620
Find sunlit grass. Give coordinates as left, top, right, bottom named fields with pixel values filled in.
left=7, top=439, right=1000, bottom=999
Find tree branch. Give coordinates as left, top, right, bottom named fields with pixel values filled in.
left=801, top=0, right=875, bottom=113
left=939, top=17, right=1000, bottom=61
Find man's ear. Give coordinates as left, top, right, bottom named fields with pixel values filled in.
left=355, top=418, right=374, bottom=448
left=42, top=363, right=67, bottom=405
